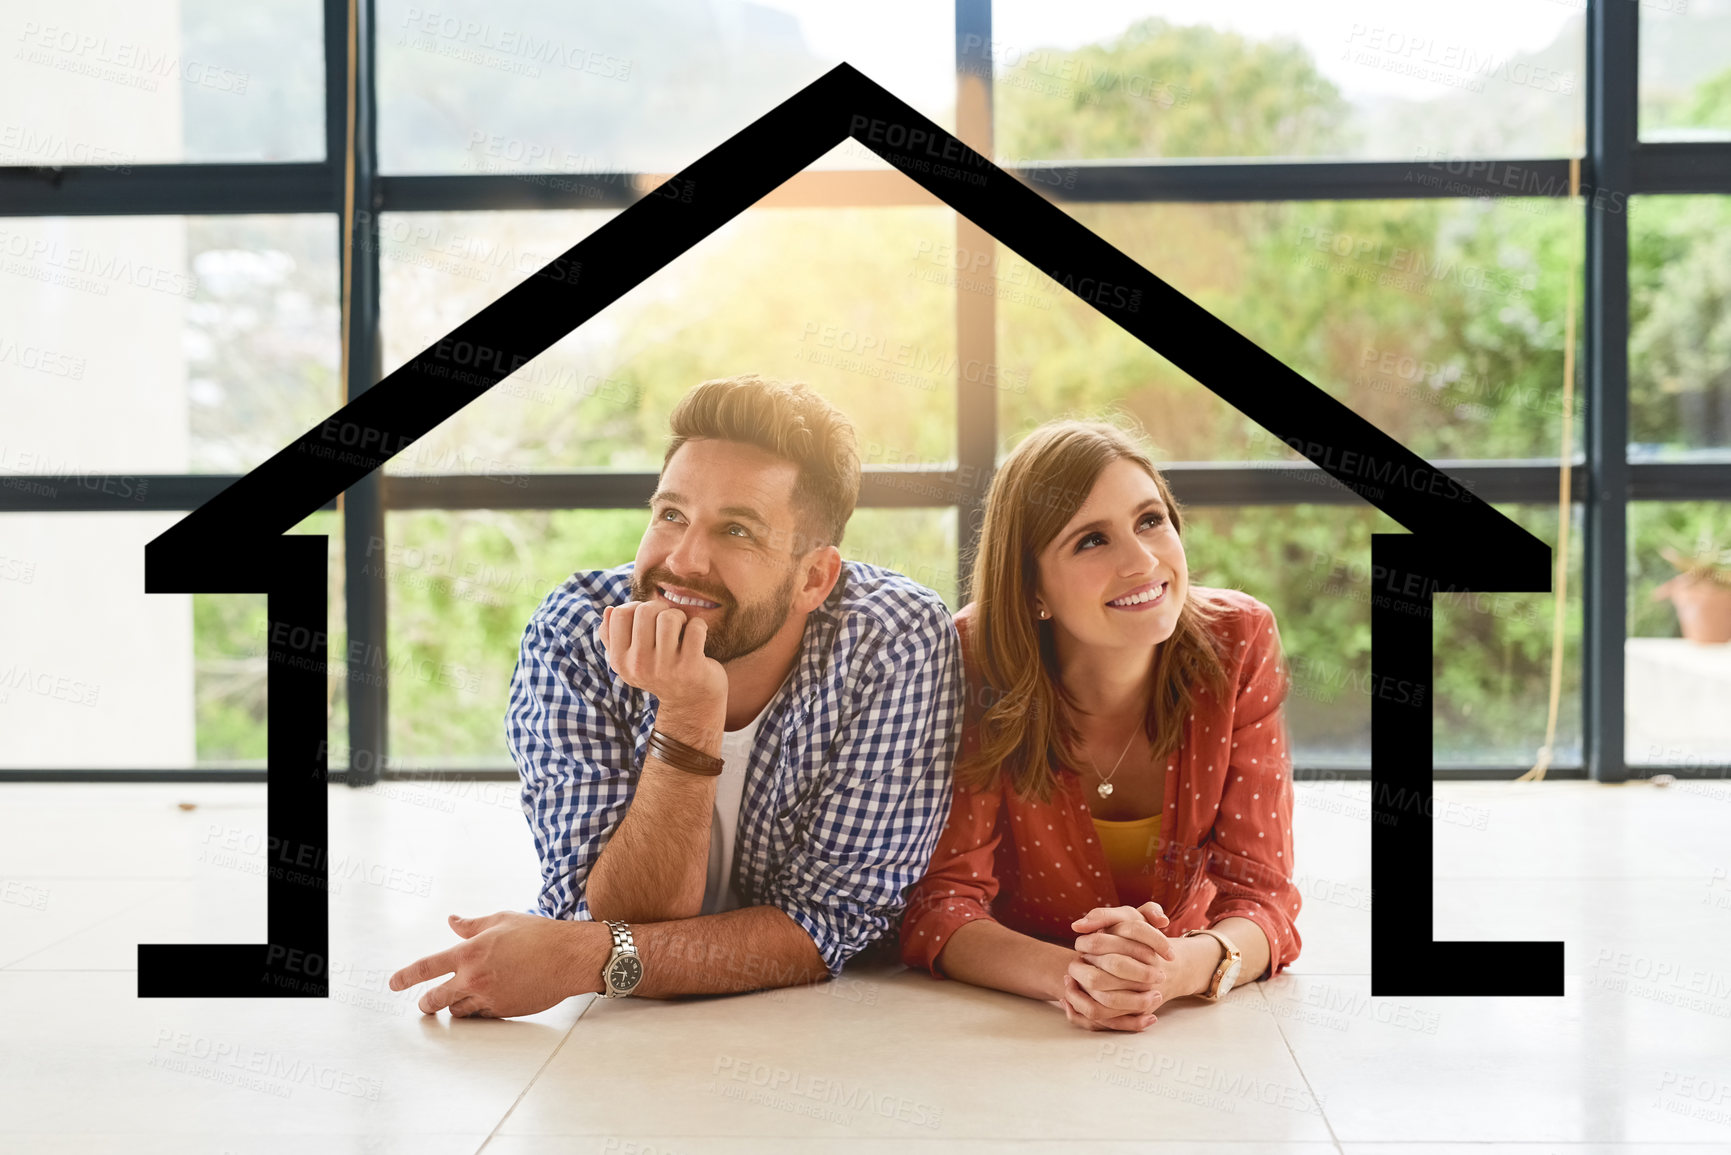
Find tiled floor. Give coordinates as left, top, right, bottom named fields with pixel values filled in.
left=2, top=777, right=1730, bottom=1153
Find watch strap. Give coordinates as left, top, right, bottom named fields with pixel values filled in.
left=606, top=919, right=636, bottom=954
left=1183, top=927, right=1240, bottom=1001
left=602, top=919, right=639, bottom=997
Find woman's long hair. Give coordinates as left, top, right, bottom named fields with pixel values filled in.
left=957, top=418, right=1237, bottom=802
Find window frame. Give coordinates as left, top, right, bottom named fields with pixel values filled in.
left=1, top=0, right=1726, bottom=782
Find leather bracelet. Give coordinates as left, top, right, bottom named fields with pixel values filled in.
left=645, top=726, right=724, bottom=776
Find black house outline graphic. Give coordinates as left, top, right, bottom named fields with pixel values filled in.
left=138, top=64, right=1562, bottom=1000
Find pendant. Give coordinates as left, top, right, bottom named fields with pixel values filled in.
left=1097, top=782, right=1114, bottom=797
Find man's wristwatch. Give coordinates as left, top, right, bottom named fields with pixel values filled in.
left=600, top=920, right=643, bottom=997
left=1181, top=927, right=1243, bottom=1002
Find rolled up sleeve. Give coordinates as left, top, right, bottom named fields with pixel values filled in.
left=898, top=779, right=1006, bottom=977
left=1206, top=606, right=1303, bottom=981
left=759, top=611, right=963, bottom=977
left=506, top=606, right=637, bottom=923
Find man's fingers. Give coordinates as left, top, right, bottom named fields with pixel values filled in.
left=628, top=599, right=661, bottom=660
left=388, top=945, right=462, bottom=993
left=603, top=602, right=635, bottom=658
left=418, top=976, right=467, bottom=1015
left=681, top=614, right=708, bottom=657
left=447, top=996, right=488, bottom=1018
left=655, top=602, right=686, bottom=658
left=448, top=912, right=502, bottom=938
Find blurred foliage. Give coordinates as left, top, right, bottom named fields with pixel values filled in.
left=193, top=510, right=345, bottom=764
left=993, top=18, right=1352, bottom=161
left=1643, top=63, right=1731, bottom=135
left=1630, top=196, right=1731, bottom=449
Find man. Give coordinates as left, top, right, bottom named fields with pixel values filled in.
left=390, top=374, right=963, bottom=1017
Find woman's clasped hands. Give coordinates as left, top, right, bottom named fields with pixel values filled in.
left=1062, top=901, right=1181, bottom=1032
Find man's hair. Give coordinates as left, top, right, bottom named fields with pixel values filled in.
left=663, top=374, right=861, bottom=553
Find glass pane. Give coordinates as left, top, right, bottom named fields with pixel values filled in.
left=379, top=207, right=957, bottom=475
left=0, top=510, right=341, bottom=770
left=1629, top=195, right=1731, bottom=461
left=1018, top=497, right=1579, bottom=771
left=843, top=507, right=959, bottom=611
left=1, top=0, right=324, bottom=163
left=385, top=507, right=956, bottom=768
left=1430, top=503, right=1583, bottom=768
left=1628, top=500, right=1731, bottom=768
left=1639, top=0, right=1731, bottom=141
left=377, top=0, right=954, bottom=174
left=991, top=1, right=1584, bottom=162
left=0, top=215, right=341, bottom=475
left=998, top=198, right=1583, bottom=464
left=1176, top=503, right=1398, bottom=770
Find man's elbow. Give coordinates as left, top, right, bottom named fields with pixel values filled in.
left=583, top=892, right=703, bottom=925
left=580, top=876, right=703, bottom=925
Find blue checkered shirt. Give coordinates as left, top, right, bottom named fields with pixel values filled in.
left=505, top=559, right=963, bottom=976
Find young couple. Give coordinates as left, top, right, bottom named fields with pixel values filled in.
left=389, top=374, right=1302, bottom=1029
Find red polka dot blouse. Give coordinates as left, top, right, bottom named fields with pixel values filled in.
left=899, top=587, right=1303, bottom=983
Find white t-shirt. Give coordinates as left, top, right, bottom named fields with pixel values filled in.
left=699, top=678, right=786, bottom=915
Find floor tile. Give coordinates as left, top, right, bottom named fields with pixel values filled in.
left=497, top=963, right=1334, bottom=1143
left=0, top=970, right=588, bottom=1140
left=482, top=1142, right=1343, bottom=1154
left=1272, top=972, right=1731, bottom=1144
left=5, top=777, right=1729, bottom=1148
left=0, top=878, right=170, bottom=968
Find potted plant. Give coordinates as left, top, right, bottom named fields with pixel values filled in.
left=1651, top=528, right=1731, bottom=644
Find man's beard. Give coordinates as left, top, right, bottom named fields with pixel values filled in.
left=630, top=563, right=798, bottom=665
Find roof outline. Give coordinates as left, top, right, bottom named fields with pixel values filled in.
left=138, top=63, right=1563, bottom=1000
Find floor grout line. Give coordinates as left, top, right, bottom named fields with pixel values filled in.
left=473, top=994, right=599, bottom=1154
left=1254, top=981, right=1347, bottom=1155
left=0, top=891, right=178, bottom=970
left=0, top=875, right=197, bottom=880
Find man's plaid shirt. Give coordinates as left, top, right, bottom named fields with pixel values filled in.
left=505, top=559, right=963, bottom=975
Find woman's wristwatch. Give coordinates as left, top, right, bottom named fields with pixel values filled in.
left=1181, top=927, right=1243, bottom=1001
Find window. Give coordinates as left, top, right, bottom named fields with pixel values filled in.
left=1001, top=198, right=1583, bottom=464
left=992, top=0, right=1586, bottom=161
left=1639, top=0, right=1731, bottom=142
left=5, top=1, right=1725, bottom=781
left=1, top=0, right=325, bottom=164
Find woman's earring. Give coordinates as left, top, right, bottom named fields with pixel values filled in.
left=1037, top=608, right=1049, bottom=619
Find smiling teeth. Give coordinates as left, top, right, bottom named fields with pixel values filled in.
left=1109, top=582, right=1166, bottom=607
left=662, top=588, right=719, bottom=608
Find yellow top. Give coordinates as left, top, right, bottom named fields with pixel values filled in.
left=1091, top=812, right=1162, bottom=905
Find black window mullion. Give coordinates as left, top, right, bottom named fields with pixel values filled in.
left=1583, top=0, right=1637, bottom=782
left=339, top=0, right=387, bottom=786
left=955, top=0, right=994, bottom=607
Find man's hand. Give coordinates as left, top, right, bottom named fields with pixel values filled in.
left=388, top=911, right=605, bottom=1018
left=1061, top=901, right=1178, bottom=1032
left=599, top=600, right=727, bottom=723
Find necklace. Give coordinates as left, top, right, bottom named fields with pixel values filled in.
left=1086, top=723, right=1141, bottom=798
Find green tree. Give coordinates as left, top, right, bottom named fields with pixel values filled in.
left=995, top=18, right=1352, bottom=160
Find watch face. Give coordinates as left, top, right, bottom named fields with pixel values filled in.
left=1220, top=956, right=1242, bottom=994
left=609, top=955, right=642, bottom=990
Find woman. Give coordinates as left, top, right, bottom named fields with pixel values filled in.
left=900, top=418, right=1302, bottom=1032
